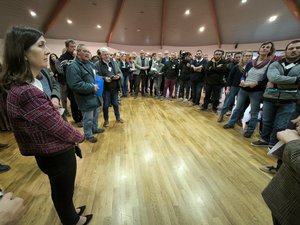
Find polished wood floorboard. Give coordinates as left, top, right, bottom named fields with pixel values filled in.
left=0, top=96, right=276, bottom=225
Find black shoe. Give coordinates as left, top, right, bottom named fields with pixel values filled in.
left=201, top=107, right=208, bottom=111
left=223, top=124, right=234, bottom=129
left=85, top=136, right=97, bottom=143
left=76, top=205, right=86, bottom=216
left=0, top=143, right=8, bottom=150
left=83, top=214, right=93, bottom=225
left=93, top=128, right=105, bottom=134
left=244, top=132, right=252, bottom=138
left=0, top=164, right=10, bottom=173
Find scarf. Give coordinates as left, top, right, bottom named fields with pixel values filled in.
left=252, top=56, right=272, bottom=69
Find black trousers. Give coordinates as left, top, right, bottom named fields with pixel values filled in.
left=134, top=75, right=141, bottom=96
left=35, top=148, right=79, bottom=225
left=67, top=87, right=83, bottom=123
left=203, top=84, right=222, bottom=110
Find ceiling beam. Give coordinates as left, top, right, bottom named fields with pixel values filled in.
left=207, top=0, right=221, bottom=48
left=42, top=0, right=71, bottom=35
left=107, top=0, right=126, bottom=46
left=160, top=0, right=167, bottom=49
left=282, top=0, right=300, bottom=23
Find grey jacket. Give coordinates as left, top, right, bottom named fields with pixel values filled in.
left=262, top=139, right=300, bottom=225
left=134, top=57, right=150, bottom=75
left=264, top=60, right=300, bottom=101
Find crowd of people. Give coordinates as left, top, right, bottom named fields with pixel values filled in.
left=0, top=24, right=299, bottom=225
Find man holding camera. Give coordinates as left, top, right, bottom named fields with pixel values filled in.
left=96, top=48, right=124, bottom=127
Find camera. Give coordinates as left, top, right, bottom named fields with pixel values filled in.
left=179, top=50, right=191, bottom=61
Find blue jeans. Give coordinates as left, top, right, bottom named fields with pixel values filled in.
left=122, top=75, right=129, bottom=96
left=228, top=89, right=263, bottom=134
left=191, top=81, right=204, bottom=105
left=82, top=107, right=99, bottom=138
left=261, top=101, right=296, bottom=146
left=220, top=86, right=239, bottom=115
left=103, top=89, right=120, bottom=121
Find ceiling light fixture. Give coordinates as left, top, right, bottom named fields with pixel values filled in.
left=67, top=19, right=73, bottom=24
left=199, top=26, right=205, bottom=32
left=97, top=25, right=102, bottom=29
left=137, top=28, right=141, bottom=32
left=268, top=15, right=278, bottom=22
left=185, top=9, right=190, bottom=15
left=241, top=0, right=247, bottom=3
left=30, top=10, right=37, bottom=17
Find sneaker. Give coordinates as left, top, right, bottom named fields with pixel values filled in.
left=103, top=121, right=109, bottom=127
left=0, top=164, right=11, bottom=172
left=0, top=143, right=9, bottom=150
left=93, top=128, right=105, bottom=134
left=86, top=136, right=97, bottom=143
left=116, top=118, right=124, bottom=123
left=251, top=140, right=269, bottom=147
left=259, top=165, right=277, bottom=174
left=243, top=132, right=252, bottom=138
left=223, top=124, right=234, bottom=129
left=201, top=107, right=208, bottom=111
left=182, top=98, right=188, bottom=103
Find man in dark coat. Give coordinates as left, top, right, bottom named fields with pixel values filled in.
left=67, top=44, right=104, bottom=143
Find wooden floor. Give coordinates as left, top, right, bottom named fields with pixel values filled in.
left=0, top=96, right=276, bottom=225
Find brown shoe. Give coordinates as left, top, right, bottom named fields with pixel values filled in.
left=217, top=114, right=224, bottom=122
left=116, top=118, right=124, bottom=123
left=103, top=121, right=109, bottom=127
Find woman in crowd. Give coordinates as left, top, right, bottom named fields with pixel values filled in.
left=223, top=42, right=275, bottom=138
left=218, top=51, right=253, bottom=122
left=49, top=53, right=59, bottom=81
left=0, top=26, right=92, bottom=225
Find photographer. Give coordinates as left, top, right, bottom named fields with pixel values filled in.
left=96, top=48, right=124, bottom=127
left=178, top=51, right=193, bottom=102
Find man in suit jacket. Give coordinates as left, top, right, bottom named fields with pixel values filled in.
left=95, top=48, right=124, bottom=127
left=262, top=129, right=300, bottom=225
left=135, top=50, right=149, bottom=97
left=66, top=44, right=104, bottom=143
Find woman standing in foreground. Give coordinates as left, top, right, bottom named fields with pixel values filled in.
left=0, top=26, right=92, bottom=225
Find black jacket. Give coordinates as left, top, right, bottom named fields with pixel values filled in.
left=205, top=59, right=227, bottom=86
left=164, top=59, right=179, bottom=79
left=190, top=59, right=207, bottom=83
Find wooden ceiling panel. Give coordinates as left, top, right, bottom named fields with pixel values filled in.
left=0, top=0, right=299, bottom=47
left=111, top=0, right=162, bottom=45
left=0, top=0, right=57, bottom=38
left=164, top=0, right=217, bottom=46
left=46, top=0, right=119, bottom=42
left=216, top=0, right=300, bottom=44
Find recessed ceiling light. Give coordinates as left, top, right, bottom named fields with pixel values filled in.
left=97, top=25, right=102, bottom=29
left=137, top=28, right=141, bottom=32
left=30, top=10, right=37, bottom=17
left=67, top=19, right=73, bottom=24
left=185, top=9, right=190, bottom=15
left=199, top=26, right=205, bottom=32
left=268, top=15, right=278, bottom=22
left=241, top=0, right=247, bottom=3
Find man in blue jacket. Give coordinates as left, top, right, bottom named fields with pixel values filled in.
left=66, top=44, right=104, bottom=143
